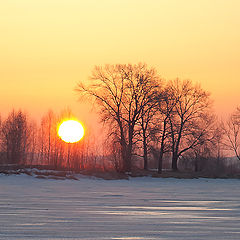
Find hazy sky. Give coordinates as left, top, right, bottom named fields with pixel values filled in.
left=1, top=0, right=240, bottom=124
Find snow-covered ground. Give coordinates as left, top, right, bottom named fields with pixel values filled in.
left=0, top=174, right=239, bottom=240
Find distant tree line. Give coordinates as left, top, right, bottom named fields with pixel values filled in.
left=0, top=109, right=105, bottom=171
left=1, top=63, right=240, bottom=175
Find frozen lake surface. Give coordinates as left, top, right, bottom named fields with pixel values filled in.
left=0, top=174, right=240, bottom=240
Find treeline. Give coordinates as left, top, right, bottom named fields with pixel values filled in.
left=1, top=63, right=240, bottom=175
left=0, top=109, right=106, bottom=171
left=76, top=63, right=240, bottom=174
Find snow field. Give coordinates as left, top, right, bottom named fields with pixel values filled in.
left=0, top=175, right=239, bottom=240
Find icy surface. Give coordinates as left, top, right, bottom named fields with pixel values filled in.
left=0, top=175, right=240, bottom=240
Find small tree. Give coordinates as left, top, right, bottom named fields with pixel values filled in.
left=223, top=107, right=240, bottom=161
left=39, top=110, right=55, bottom=166
left=28, top=120, right=38, bottom=166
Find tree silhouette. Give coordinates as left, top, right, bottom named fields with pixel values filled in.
left=223, top=107, right=240, bottom=161
left=76, top=63, right=160, bottom=172
left=167, top=79, right=213, bottom=171
left=150, top=86, right=177, bottom=173
left=1, top=110, right=29, bottom=164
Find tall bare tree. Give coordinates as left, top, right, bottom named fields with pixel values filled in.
left=135, top=79, right=162, bottom=170
left=76, top=63, right=160, bottom=172
left=167, top=79, right=213, bottom=171
left=138, top=101, right=158, bottom=170
left=150, top=87, right=178, bottom=173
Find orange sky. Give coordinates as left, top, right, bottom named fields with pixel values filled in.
left=1, top=0, right=240, bottom=125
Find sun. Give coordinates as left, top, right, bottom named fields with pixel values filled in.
left=58, top=120, right=84, bottom=143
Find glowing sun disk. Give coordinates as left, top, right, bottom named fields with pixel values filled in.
left=58, top=120, right=84, bottom=143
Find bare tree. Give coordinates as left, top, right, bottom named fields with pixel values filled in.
left=167, top=79, right=213, bottom=171
left=134, top=80, right=162, bottom=170
left=76, top=63, right=160, bottom=172
left=138, top=102, right=157, bottom=170
left=39, top=110, right=56, bottom=166
left=28, top=120, right=38, bottom=166
left=223, top=107, right=240, bottom=161
left=190, top=117, right=221, bottom=172
left=150, top=87, right=178, bottom=173
left=1, top=110, right=29, bottom=164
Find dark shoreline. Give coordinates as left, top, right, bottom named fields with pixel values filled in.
left=1, top=165, right=240, bottom=180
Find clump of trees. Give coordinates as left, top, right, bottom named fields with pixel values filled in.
left=76, top=64, right=160, bottom=172
left=76, top=63, right=240, bottom=174
left=0, top=63, right=240, bottom=175
left=0, top=110, right=29, bottom=164
left=0, top=109, right=107, bottom=171
left=76, top=63, right=225, bottom=173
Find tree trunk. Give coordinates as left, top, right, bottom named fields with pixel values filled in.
left=126, top=146, right=132, bottom=172
left=126, top=125, right=134, bottom=173
left=195, top=159, right=198, bottom=172
left=158, top=150, right=163, bottom=173
left=143, top=129, right=148, bottom=170
left=120, top=141, right=131, bottom=173
left=172, top=152, right=178, bottom=171
left=158, top=120, right=167, bottom=174
left=194, top=154, right=198, bottom=172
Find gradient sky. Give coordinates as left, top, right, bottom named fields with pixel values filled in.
left=1, top=0, right=240, bottom=124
